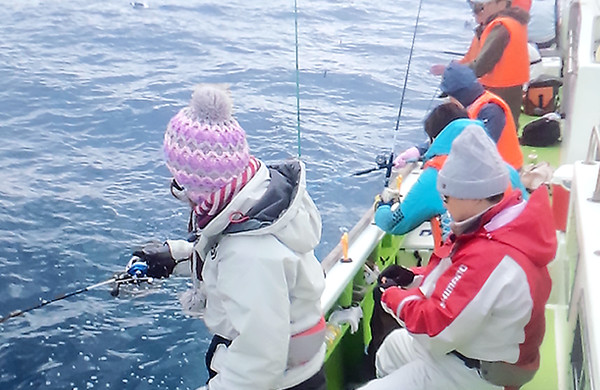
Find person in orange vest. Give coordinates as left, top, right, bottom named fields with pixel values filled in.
left=458, top=0, right=529, bottom=128
left=512, top=0, right=531, bottom=12
left=440, top=62, right=524, bottom=170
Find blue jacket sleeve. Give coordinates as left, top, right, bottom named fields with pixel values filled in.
left=375, top=168, right=446, bottom=235
left=478, top=103, right=506, bottom=143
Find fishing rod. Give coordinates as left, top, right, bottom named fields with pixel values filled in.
left=353, top=0, right=426, bottom=187
left=0, top=269, right=152, bottom=324
left=442, top=50, right=465, bottom=57
left=293, top=0, right=302, bottom=158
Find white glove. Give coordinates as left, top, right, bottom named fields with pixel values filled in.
left=328, top=306, right=363, bottom=334
left=363, top=264, right=380, bottom=285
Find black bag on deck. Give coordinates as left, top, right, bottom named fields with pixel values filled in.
left=523, top=76, right=562, bottom=116
left=519, top=113, right=561, bottom=147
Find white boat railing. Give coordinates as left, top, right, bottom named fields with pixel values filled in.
left=583, top=125, right=600, bottom=202
left=320, top=162, right=419, bottom=313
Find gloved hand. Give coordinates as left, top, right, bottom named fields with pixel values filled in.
left=378, top=265, right=415, bottom=289
left=430, top=63, right=447, bottom=76
left=328, top=306, right=363, bottom=334
left=127, top=242, right=179, bottom=279
left=393, top=146, right=421, bottom=168
left=374, top=187, right=402, bottom=211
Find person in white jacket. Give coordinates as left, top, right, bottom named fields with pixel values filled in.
left=128, top=84, right=327, bottom=390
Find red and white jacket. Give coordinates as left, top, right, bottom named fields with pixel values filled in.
left=381, top=187, right=556, bottom=370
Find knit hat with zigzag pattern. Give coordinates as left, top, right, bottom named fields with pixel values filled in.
left=163, top=84, right=251, bottom=205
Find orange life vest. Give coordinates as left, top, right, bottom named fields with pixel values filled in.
left=478, top=16, right=529, bottom=88
left=423, top=155, right=448, bottom=251
left=467, top=90, right=524, bottom=170
left=511, top=0, right=531, bottom=12
left=460, top=35, right=481, bottom=65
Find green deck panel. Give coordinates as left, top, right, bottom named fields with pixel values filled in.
left=324, top=339, right=347, bottom=390
left=324, top=233, right=407, bottom=389
left=523, top=306, right=559, bottom=389
left=519, top=113, right=562, bottom=168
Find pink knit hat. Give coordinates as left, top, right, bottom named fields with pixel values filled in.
left=163, top=84, right=251, bottom=205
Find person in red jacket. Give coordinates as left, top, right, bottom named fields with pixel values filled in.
left=358, top=125, right=556, bottom=390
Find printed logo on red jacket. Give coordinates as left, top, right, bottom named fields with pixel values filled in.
left=440, top=264, right=468, bottom=309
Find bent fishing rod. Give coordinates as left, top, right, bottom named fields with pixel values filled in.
left=0, top=268, right=152, bottom=324
left=353, top=0, right=425, bottom=186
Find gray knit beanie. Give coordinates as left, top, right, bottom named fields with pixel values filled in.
left=437, top=125, right=509, bottom=199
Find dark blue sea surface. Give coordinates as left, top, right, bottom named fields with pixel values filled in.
left=0, top=0, right=474, bottom=388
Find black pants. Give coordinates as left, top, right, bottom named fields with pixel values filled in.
left=286, top=366, right=327, bottom=390
left=363, top=286, right=401, bottom=380
left=205, top=334, right=327, bottom=390
left=205, top=334, right=232, bottom=382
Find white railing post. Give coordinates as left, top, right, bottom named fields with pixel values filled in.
left=584, top=126, right=600, bottom=202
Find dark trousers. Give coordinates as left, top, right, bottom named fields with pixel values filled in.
left=364, top=287, right=401, bottom=380
left=286, top=366, right=327, bottom=390
left=205, top=334, right=232, bottom=382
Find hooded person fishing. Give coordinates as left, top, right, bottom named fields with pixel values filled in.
left=126, top=84, right=327, bottom=390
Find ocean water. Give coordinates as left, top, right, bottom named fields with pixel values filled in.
left=0, top=0, right=474, bottom=388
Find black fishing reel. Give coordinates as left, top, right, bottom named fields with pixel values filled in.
left=352, top=152, right=394, bottom=177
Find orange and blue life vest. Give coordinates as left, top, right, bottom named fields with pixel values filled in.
left=467, top=90, right=524, bottom=170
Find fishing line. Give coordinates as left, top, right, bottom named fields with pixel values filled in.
left=293, top=0, right=302, bottom=158
left=386, top=0, right=426, bottom=186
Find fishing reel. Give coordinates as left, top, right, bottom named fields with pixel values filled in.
left=375, top=153, right=390, bottom=169
left=110, top=257, right=153, bottom=297
left=352, top=152, right=394, bottom=177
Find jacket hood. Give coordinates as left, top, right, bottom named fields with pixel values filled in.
left=439, top=62, right=485, bottom=107
left=479, top=187, right=556, bottom=267
left=424, top=119, right=484, bottom=160
left=223, top=160, right=322, bottom=253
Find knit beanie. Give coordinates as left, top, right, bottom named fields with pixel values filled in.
left=163, top=84, right=252, bottom=206
left=437, top=124, right=509, bottom=199
left=440, top=62, right=485, bottom=107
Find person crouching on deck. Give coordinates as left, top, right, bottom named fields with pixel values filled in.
left=127, top=84, right=327, bottom=390
left=359, top=125, right=556, bottom=390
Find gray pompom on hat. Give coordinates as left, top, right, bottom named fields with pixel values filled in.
left=437, top=124, right=509, bottom=199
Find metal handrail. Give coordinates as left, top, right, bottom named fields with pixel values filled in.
left=584, top=125, right=600, bottom=202
left=584, top=125, right=600, bottom=164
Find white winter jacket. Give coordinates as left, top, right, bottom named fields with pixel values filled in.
left=175, top=160, right=326, bottom=390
